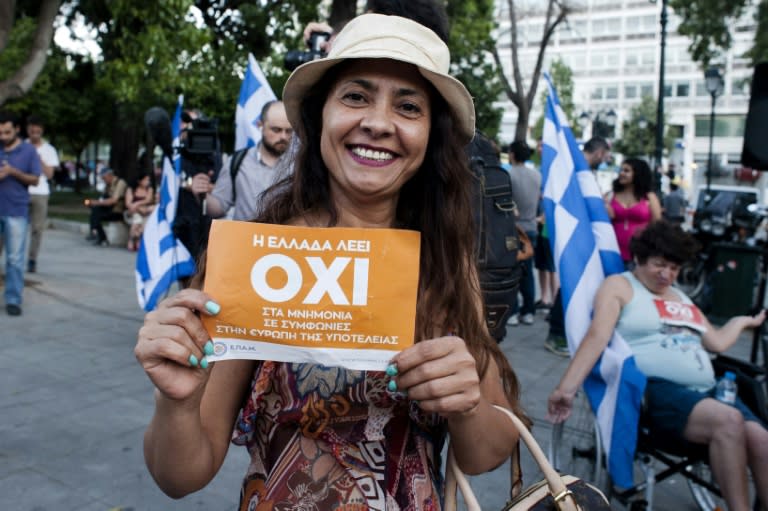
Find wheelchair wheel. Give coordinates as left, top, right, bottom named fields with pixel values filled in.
left=548, top=391, right=608, bottom=491
left=687, top=460, right=758, bottom=511
left=686, top=461, right=724, bottom=511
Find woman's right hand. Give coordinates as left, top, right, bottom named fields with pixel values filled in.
left=135, top=290, right=220, bottom=402
left=547, top=387, right=576, bottom=424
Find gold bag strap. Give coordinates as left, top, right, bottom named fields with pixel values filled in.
left=444, top=405, right=578, bottom=511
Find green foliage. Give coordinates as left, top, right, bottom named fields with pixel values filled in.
left=447, top=0, right=504, bottom=138
left=669, top=0, right=749, bottom=67
left=612, top=95, right=674, bottom=159
left=6, top=0, right=506, bottom=164
left=746, top=0, right=768, bottom=65
left=531, top=59, right=579, bottom=140
left=0, top=16, right=36, bottom=76
left=97, top=1, right=214, bottom=109
left=4, top=45, right=111, bottom=158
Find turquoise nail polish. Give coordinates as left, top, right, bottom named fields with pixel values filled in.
left=188, top=354, right=199, bottom=367
left=200, top=357, right=209, bottom=369
left=205, top=300, right=221, bottom=315
left=204, top=341, right=214, bottom=356
left=385, top=364, right=398, bottom=377
left=387, top=380, right=398, bottom=392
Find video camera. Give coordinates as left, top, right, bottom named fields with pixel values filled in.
left=284, top=31, right=330, bottom=71
left=180, top=115, right=221, bottom=178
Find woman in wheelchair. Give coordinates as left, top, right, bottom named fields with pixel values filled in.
left=547, top=220, right=768, bottom=511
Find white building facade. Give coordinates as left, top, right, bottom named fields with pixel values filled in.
left=494, top=0, right=759, bottom=195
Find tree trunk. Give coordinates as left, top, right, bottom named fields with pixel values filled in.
left=0, top=0, right=62, bottom=105
left=109, top=102, right=141, bottom=182
left=514, top=109, right=529, bottom=141
left=0, top=0, right=17, bottom=52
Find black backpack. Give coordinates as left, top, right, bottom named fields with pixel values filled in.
left=468, top=131, right=523, bottom=342
left=228, top=148, right=249, bottom=204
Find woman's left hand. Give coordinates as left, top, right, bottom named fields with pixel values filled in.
left=389, top=336, right=481, bottom=418
left=745, top=308, right=767, bottom=328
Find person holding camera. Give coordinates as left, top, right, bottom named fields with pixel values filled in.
left=174, top=110, right=222, bottom=264
left=190, top=101, right=293, bottom=221
left=85, top=167, right=127, bottom=246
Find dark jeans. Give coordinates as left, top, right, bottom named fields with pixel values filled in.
left=548, top=289, right=565, bottom=338
left=512, top=230, right=537, bottom=316
left=89, top=206, right=123, bottom=242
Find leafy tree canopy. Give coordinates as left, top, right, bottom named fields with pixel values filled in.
left=670, top=0, right=767, bottom=67
left=4, top=0, right=505, bottom=174
left=531, top=58, right=579, bottom=141
left=612, top=95, right=674, bottom=160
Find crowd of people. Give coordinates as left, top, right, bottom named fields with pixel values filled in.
left=2, top=1, right=766, bottom=509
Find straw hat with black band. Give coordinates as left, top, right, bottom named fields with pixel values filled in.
left=282, top=13, right=476, bottom=145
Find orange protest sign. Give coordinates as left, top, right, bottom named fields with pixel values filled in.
left=202, top=221, right=421, bottom=370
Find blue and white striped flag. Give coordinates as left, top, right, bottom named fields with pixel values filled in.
left=541, top=74, right=647, bottom=488
left=235, top=53, right=277, bottom=151
left=135, top=96, right=196, bottom=311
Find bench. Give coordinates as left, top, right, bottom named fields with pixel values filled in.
left=104, top=220, right=129, bottom=246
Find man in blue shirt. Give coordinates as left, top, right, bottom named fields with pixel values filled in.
left=0, top=111, right=41, bottom=316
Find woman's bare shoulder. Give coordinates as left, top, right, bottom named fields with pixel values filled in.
left=600, top=273, right=634, bottom=301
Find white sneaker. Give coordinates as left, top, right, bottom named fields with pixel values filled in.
left=507, top=315, right=519, bottom=326
left=521, top=313, right=535, bottom=325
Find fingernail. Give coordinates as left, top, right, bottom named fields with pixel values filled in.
left=188, top=354, right=199, bottom=367
left=200, top=357, right=209, bottom=369
left=204, top=341, right=214, bottom=356
left=204, top=300, right=221, bottom=315
left=387, top=380, right=398, bottom=392
left=385, top=363, right=398, bottom=377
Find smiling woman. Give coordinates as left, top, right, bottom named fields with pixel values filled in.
left=135, top=13, right=527, bottom=510
left=318, top=60, right=432, bottom=205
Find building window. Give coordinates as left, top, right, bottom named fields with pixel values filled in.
left=676, top=83, right=690, bottom=97
left=626, top=15, right=656, bottom=35
left=694, top=114, right=746, bottom=137
left=640, top=49, right=655, bottom=66
left=640, top=83, right=654, bottom=97
left=732, top=77, right=749, bottom=96
left=560, top=19, right=587, bottom=43
left=625, top=84, right=638, bottom=99
left=605, top=86, right=618, bottom=99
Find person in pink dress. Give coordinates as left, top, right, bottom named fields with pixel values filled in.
left=605, top=158, right=662, bottom=265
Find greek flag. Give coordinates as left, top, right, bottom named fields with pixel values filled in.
left=135, top=96, right=196, bottom=311
left=541, top=74, right=646, bottom=488
left=235, top=53, right=277, bottom=151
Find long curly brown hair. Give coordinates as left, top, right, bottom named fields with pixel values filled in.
left=194, top=61, right=527, bottom=427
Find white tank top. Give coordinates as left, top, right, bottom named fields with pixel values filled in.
left=617, top=271, right=715, bottom=391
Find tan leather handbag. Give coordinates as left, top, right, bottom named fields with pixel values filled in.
left=445, top=405, right=610, bottom=511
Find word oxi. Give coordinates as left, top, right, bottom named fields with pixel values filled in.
left=251, top=254, right=370, bottom=305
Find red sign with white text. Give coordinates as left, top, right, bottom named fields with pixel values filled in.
left=653, top=299, right=707, bottom=333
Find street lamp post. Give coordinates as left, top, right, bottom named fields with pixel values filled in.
left=578, top=111, right=591, bottom=139
left=704, top=67, right=724, bottom=203
left=600, top=109, right=617, bottom=139
left=650, top=0, right=669, bottom=196
left=581, top=109, right=617, bottom=140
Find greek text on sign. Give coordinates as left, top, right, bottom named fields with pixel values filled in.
left=202, top=221, right=421, bottom=370
left=653, top=299, right=707, bottom=334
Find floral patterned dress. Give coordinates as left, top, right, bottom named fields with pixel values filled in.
left=232, top=361, right=447, bottom=511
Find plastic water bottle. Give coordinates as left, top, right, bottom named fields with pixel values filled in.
left=714, top=371, right=738, bottom=405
